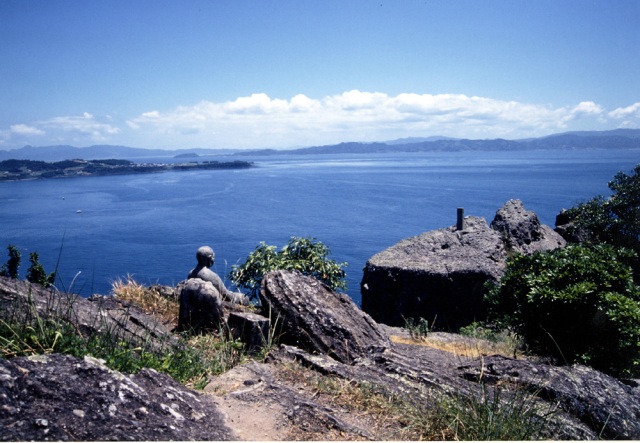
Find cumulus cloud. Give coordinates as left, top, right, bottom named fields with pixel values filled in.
left=607, top=102, right=640, bottom=129
left=127, top=90, right=611, bottom=148
left=3, top=91, right=637, bottom=149
left=10, top=124, right=45, bottom=136
left=39, top=112, right=120, bottom=140
left=0, top=113, right=122, bottom=148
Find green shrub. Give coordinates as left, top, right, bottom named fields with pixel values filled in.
left=0, top=287, right=246, bottom=387
left=559, top=164, right=640, bottom=262
left=0, top=245, right=21, bottom=279
left=25, top=251, right=56, bottom=287
left=229, top=236, right=347, bottom=300
left=404, top=317, right=431, bottom=341
left=1, top=245, right=56, bottom=287
left=486, top=243, right=640, bottom=377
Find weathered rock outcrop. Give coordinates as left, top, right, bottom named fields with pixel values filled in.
left=0, top=353, right=234, bottom=441
left=361, top=200, right=565, bottom=328
left=362, top=216, right=505, bottom=329
left=267, top=338, right=640, bottom=440
left=491, top=199, right=566, bottom=254
left=227, top=311, right=270, bottom=352
left=260, top=270, right=389, bottom=363
left=0, top=276, right=176, bottom=351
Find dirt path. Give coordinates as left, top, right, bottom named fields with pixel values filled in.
left=201, top=329, right=506, bottom=441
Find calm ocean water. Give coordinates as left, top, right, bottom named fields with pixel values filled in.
left=1, top=149, right=638, bottom=305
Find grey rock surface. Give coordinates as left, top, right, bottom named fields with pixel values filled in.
left=0, top=276, right=176, bottom=351
left=176, top=278, right=224, bottom=333
left=260, top=270, right=389, bottom=363
left=361, top=200, right=565, bottom=328
left=227, top=311, right=270, bottom=352
left=491, top=199, right=566, bottom=254
left=0, top=353, right=234, bottom=441
left=457, top=354, right=640, bottom=440
left=205, top=360, right=375, bottom=440
left=362, top=216, right=504, bottom=328
left=1, top=276, right=638, bottom=440
left=269, top=333, right=640, bottom=440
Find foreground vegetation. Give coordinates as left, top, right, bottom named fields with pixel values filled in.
left=487, top=163, right=640, bottom=377
left=0, top=275, right=557, bottom=439
left=0, top=278, right=247, bottom=389
left=277, top=359, right=555, bottom=440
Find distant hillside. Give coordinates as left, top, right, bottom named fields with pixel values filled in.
left=0, top=145, right=238, bottom=162
left=237, top=129, right=640, bottom=155
left=384, top=135, right=458, bottom=145
left=1, top=129, right=639, bottom=161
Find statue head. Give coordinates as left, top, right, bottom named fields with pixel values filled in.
left=195, top=246, right=215, bottom=268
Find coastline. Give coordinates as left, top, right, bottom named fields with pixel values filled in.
left=0, top=158, right=254, bottom=182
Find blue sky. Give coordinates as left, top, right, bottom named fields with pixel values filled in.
left=1, top=0, right=639, bottom=150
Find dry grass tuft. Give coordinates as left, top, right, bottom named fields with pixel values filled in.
left=275, top=360, right=438, bottom=440
left=111, top=275, right=178, bottom=326
left=390, top=334, right=521, bottom=359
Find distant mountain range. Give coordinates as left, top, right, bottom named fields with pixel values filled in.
left=0, top=145, right=238, bottom=162
left=1, top=129, right=639, bottom=161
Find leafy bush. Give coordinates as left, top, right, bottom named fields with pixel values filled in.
left=229, top=236, right=347, bottom=300
left=559, top=164, right=640, bottom=260
left=486, top=243, right=640, bottom=377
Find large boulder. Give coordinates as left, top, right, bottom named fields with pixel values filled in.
left=362, top=216, right=505, bottom=329
left=491, top=199, right=566, bottom=254
left=176, top=278, right=224, bottom=333
left=260, top=270, right=389, bottom=363
left=361, top=200, right=564, bottom=329
left=0, top=353, right=234, bottom=441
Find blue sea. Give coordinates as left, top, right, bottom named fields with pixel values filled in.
left=1, top=149, right=638, bottom=305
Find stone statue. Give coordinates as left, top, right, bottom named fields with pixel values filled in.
left=188, top=246, right=250, bottom=305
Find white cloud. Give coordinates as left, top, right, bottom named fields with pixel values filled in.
left=127, top=91, right=611, bottom=147
left=39, top=112, right=120, bottom=140
left=10, top=124, right=45, bottom=136
left=3, top=92, right=637, bottom=150
left=607, top=102, right=640, bottom=130
left=571, top=101, right=603, bottom=116
left=1, top=113, right=122, bottom=148
left=609, top=102, right=640, bottom=119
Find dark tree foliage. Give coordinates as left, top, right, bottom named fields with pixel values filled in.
left=0, top=245, right=21, bottom=279
left=26, top=252, right=56, bottom=288
left=559, top=164, right=640, bottom=256
left=486, top=244, right=640, bottom=377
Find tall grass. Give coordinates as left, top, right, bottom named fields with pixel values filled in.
left=0, top=277, right=249, bottom=388
left=424, top=383, right=557, bottom=440
left=277, top=355, right=558, bottom=440
left=111, top=275, right=178, bottom=325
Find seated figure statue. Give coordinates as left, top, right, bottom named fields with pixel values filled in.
left=189, top=246, right=250, bottom=306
